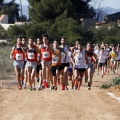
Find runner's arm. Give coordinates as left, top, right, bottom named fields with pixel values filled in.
left=10, top=46, right=15, bottom=59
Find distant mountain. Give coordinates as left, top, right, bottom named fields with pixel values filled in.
left=102, top=7, right=120, bottom=15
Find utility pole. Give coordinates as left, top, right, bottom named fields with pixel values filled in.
left=20, top=0, right=23, bottom=25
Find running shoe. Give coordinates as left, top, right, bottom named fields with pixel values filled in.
left=87, top=87, right=91, bottom=90
left=18, top=85, right=22, bottom=90
left=74, top=85, right=78, bottom=90
left=57, top=79, right=60, bottom=85
left=54, top=87, right=57, bottom=90
left=84, top=78, right=88, bottom=83
left=38, top=86, right=43, bottom=90
left=65, top=86, right=69, bottom=90
left=33, top=87, right=36, bottom=91
left=28, top=87, right=32, bottom=91
left=77, top=87, right=80, bottom=90
left=50, top=86, right=54, bottom=90
left=43, top=81, right=49, bottom=88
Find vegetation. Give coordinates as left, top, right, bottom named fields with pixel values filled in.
left=101, top=77, right=120, bottom=89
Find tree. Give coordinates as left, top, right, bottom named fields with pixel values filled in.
left=28, top=0, right=95, bottom=23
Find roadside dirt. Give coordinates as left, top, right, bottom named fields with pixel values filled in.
left=0, top=71, right=120, bottom=120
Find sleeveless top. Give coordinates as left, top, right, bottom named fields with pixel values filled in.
left=98, top=53, right=106, bottom=63
left=60, top=45, right=69, bottom=63
left=40, top=45, right=52, bottom=62
left=13, top=46, right=25, bottom=61
left=74, top=50, right=86, bottom=69
left=110, top=51, right=117, bottom=60
left=52, top=48, right=62, bottom=66
left=26, top=45, right=37, bottom=62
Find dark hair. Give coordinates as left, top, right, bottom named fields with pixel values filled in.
left=86, top=41, right=91, bottom=45
left=61, top=36, right=66, bottom=40
left=22, top=37, right=27, bottom=40
left=42, top=34, right=49, bottom=39
left=29, top=37, right=34, bottom=41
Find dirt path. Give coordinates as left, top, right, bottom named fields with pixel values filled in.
left=0, top=72, right=120, bottom=120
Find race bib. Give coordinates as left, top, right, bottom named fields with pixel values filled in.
left=88, top=57, right=92, bottom=63
left=42, top=51, right=50, bottom=59
left=16, top=53, right=23, bottom=60
left=52, top=57, right=59, bottom=64
left=28, top=52, right=35, bottom=59
left=77, top=57, right=83, bottom=63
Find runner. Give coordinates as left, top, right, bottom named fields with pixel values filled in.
left=26, top=37, right=40, bottom=91
left=85, top=42, right=96, bottom=90
left=109, top=45, right=117, bottom=74
left=97, top=47, right=107, bottom=78
left=21, top=37, right=28, bottom=88
left=59, top=37, right=70, bottom=90
left=72, top=41, right=88, bottom=90
left=50, top=40, right=66, bottom=90
left=39, top=34, right=52, bottom=89
left=116, top=46, right=120, bottom=73
left=10, top=36, right=25, bottom=90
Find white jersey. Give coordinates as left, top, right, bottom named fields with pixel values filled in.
left=117, top=51, right=120, bottom=60
left=94, top=49, right=100, bottom=55
left=98, top=53, right=106, bottom=63
left=74, top=50, right=86, bottom=68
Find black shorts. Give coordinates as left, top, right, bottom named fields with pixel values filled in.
left=75, top=68, right=86, bottom=72
left=23, top=61, right=27, bottom=68
left=50, top=66, right=63, bottom=76
left=36, top=64, right=42, bottom=73
left=61, top=63, right=70, bottom=70
left=99, top=63, right=105, bottom=67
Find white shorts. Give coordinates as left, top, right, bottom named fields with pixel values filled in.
left=13, top=60, right=24, bottom=69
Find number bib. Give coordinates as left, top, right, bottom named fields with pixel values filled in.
left=28, top=52, right=35, bottom=59
left=42, top=52, right=50, bottom=59
left=52, top=57, right=59, bottom=64
left=88, top=57, right=92, bottom=63
left=77, top=57, right=83, bottom=63
left=16, top=53, right=23, bottom=60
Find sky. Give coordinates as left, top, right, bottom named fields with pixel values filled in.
left=4, top=0, right=120, bottom=9
left=90, top=0, right=120, bottom=9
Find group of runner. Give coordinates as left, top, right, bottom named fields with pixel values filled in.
left=10, top=34, right=120, bottom=91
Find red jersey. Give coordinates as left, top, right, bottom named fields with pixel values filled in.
left=13, top=46, right=25, bottom=61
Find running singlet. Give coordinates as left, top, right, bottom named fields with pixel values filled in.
left=40, top=45, right=52, bottom=61
left=117, top=51, right=120, bottom=60
left=13, top=46, right=24, bottom=61
left=98, top=53, right=106, bottom=63
left=74, top=50, right=86, bottom=68
left=110, top=51, right=117, bottom=60
left=85, top=49, right=94, bottom=63
left=26, top=45, right=37, bottom=62
left=60, top=45, right=69, bottom=63
left=52, top=49, right=62, bottom=66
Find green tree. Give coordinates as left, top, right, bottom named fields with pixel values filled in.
left=28, top=0, right=95, bottom=23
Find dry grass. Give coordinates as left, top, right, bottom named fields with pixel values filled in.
left=0, top=45, right=14, bottom=80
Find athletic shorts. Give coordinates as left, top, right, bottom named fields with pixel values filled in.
left=75, top=68, right=86, bottom=72
left=110, top=59, right=116, bottom=62
left=36, top=64, right=42, bottom=73
left=41, top=60, right=51, bottom=66
left=60, top=63, right=70, bottom=70
left=23, top=61, right=27, bottom=68
left=13, top=60, right=24, bottom=69
left=50, top=66, right=63, bottom=76
left=68, top=68, right=73, bottom=73
left=87, top=63, right=95, bottom=73
left=26, top=61, right=37, bottom=68
left=99, top=63, right=105, bottom=67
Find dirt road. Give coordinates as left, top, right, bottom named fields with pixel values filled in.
left=0, top=72, right=120, bottom=120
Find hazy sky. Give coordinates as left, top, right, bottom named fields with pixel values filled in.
left=4, top=0, right=120, bottom=9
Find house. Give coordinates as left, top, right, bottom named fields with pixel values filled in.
left=80, top=18, right=96, bottom=30
left=104, top=12, right=120, bottom=22
left=0, top=14, right=8, bottom=24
